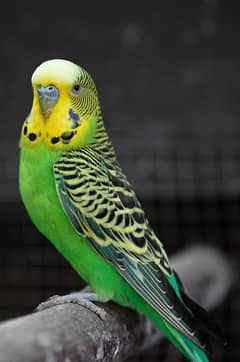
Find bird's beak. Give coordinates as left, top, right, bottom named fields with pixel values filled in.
left=37, top=85, right=59, bottom=119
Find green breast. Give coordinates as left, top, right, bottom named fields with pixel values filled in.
left=19, top=143, right=63, bottom=246
left=19, top=142, right=124, bottom=298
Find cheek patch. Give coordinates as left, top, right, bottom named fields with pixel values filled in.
left=29, top=132, right=37, bottom=141
left=51, top=137, right=60, bottom=144
left=23, top=126, right=28, bottom=135
left=68, top=108, right=80, bottom=128
left=61, top=131, right=76, bottom=144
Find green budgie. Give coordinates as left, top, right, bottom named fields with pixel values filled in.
left=19, top=59, right=223, bottom=361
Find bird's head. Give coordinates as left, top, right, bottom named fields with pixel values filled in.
left=21, top=59, right=102, bottom=150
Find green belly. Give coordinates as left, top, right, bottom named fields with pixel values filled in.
left=19, top=143, right=126, bottom=300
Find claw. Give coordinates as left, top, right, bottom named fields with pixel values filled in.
left=35, top=291, right=109, bottom=320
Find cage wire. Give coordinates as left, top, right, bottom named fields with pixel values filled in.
left=0, top=138, right=238, bottom=362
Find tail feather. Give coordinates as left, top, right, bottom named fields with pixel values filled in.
left=132, top=268, right=224, bottom=360
left=180, top=288, right=225, bottom=343
left=145, top=271, right=225, bottom=360
left=174, top=269, right=226, bottom=344
left=162, top=318, right=209, bottom=362
left=142, top=300, right=210, bottom=361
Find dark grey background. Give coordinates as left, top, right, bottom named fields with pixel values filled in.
left=0, top=1, right=239, bottom=361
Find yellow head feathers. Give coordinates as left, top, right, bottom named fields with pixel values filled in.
left=21, top=59, right=100, bottom=151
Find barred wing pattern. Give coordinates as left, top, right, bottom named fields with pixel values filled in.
left=53, top=146, right=207, bottom=349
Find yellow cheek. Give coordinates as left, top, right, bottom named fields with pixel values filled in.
left=45, top=115, right=97, bottom=150
left=20, top=97, right=97, bottom=151
left=20, top=111, right=44, bottom=147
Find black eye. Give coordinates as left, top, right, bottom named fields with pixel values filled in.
left=72, top=84, right=82, bottom=94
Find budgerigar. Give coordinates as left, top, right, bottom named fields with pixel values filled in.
left=19, top=59, right=223, bottom=361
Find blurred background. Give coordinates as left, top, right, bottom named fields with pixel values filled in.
left=0, top=1, right=239, bottom=361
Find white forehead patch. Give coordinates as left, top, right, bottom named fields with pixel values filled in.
left=31, top=59, right=80, bottom=85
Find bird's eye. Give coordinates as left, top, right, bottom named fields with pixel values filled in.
left=72, top=84, right=82, bottom=95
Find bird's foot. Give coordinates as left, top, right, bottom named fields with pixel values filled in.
left=35, top=289, right=110, bottom=320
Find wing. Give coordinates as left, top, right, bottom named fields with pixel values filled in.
left=53, top=147, right=209, bottom=350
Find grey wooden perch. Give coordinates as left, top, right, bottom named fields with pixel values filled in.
left=0, top=245, right=232, bottom=362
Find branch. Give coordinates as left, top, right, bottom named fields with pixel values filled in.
left=0, top=245, right=233, bottom=362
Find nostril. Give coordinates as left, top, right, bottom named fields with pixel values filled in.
left=46, top=85, right=59, bottom=99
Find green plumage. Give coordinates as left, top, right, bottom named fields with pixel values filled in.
left=19, top=59, right=222, bottom=362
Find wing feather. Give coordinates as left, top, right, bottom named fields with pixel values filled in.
left=53, top=147, right=208, bottom=349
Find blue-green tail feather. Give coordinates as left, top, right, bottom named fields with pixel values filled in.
left=144, top=304, right=209, bottom=361
left=128, top=267, right=223, bottom=361
left=165, top=320, right=209, bottom=361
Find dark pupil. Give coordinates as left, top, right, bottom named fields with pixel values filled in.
left=74, top=84, right=80, bottom=91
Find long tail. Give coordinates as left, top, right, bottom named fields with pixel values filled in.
left=146, top=305, right=209, bottom=361
left=134, top=271, right=224, bottom=361
left=164, top=319, right=209, bottom=361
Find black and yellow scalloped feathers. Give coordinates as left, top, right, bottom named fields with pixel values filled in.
left=54, top=146, right=171, bottom=273
left=53, top=146, right=215, bottom=350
